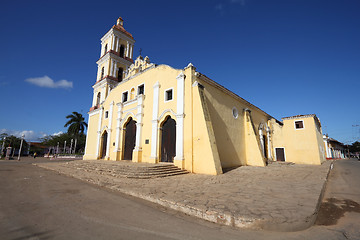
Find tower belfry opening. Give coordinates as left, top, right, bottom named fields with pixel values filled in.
left=91, top=17, right=135, bottom=108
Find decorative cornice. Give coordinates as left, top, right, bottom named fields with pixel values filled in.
left=123, top=99, right=137, bottom=108
left=93, top=77, right=119, bottom=89
left=175, top=113, right=185, bottom=118
left=100, top=28, right=135, bottom=44
left=282, top=114, right=316, bottom=120
left=185, top=62, right=195, bottom=69
left=96, top=50, right=133, bottom=67
left=176, top=72, right=185, bottom=80
left=88, top=107, right=100, bottom=116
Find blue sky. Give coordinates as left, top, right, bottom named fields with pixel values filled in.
left=0, top=0, right=359, bottom=144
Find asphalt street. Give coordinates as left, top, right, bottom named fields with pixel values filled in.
left=0, top=158, right=359, bottom=239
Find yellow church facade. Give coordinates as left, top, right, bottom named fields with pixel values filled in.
left=83, top=18, right=326, bottom=175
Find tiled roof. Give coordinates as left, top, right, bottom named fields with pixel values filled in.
left=112, top=24, right=133, bottom=39
left=282, top=114, right=316, bottom=120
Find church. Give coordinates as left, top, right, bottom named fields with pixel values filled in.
left=83, top=17, right=326, bottom=175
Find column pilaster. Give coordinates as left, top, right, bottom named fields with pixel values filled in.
left=111, top=35, right=116, bottom=50
left=115, top=103, right=123, bottom=160
left=174, top=72, right=185, bottom=167
left=133, top=95, right=144, bottom=162
left=105, top=102, right=114, bottom=159
left=150, top=82, right=160, bottom=162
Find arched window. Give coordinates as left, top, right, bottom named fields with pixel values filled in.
left=118, top=67, right=123, bottom=81
left=101, top=67, right=104, bottom=79
left=120, top=45, right=125, bottom=58
left=96, top=92, right=101, bottom=106
left=104, top=44, right=108, bottom=55
left=130, top=88, right=135, bottom=100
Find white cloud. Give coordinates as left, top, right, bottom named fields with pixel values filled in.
left=0, top=129, right=46, bottom=141
left=52, top=131, right=63, bottom=136
left=25, top=76, right=73, bottom=89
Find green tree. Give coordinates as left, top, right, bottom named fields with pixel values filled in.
left=349, top=141, right=360, bottom=153
left=40, top=132, right=86, bottom=154
left=64, top=112, right=88, bottom=136
left=0, top=133, right=28, bottom=156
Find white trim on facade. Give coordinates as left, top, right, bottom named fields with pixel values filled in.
left=115, top=103, right=123, bottom=152
left=266, top=126, right=272, bottom=160
left=120, top=112, right=137, bottom=126
left=151, top=81, right=160, bottom=160
left=101, top=28, right=134, bottom=48
left=137, top=83, right=145, bottom=95
left=294, top=120, right=305, bottom=130
left=175, top=72, right=185, bottom=161
left=274, top=147, right=286, bottom=162
left=158, top=109, right=177, bottom=121
left=105, top=102, right=114, bottom=158
left=122, top=91, right=129, bottom=103
left=134, top=95, right=144, bottom=151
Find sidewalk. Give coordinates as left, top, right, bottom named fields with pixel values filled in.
left=34, top=159, right=332, bottom=232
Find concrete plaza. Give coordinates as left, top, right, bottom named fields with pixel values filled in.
left=34, top=158, right=332, bottom=232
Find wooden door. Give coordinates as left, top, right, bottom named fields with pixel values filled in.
left=101, top=131, right=107, bottom=159
left=161, top=117, right=176, bottom=163
left=275, top=148, right=285, bottom=162
left=123, top=118, right=137, bottom=160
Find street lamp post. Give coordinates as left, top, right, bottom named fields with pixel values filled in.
left=70, top=139, right=73, bottom=154
left=74, top=138, right=77, bottom=155
left=18, top=134, right=25, bottom=161
left=1, top=137, right=6, bottom=159
left=64, top=141, right=66, bottom=154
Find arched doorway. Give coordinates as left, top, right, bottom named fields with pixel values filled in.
left=259, top=124, right=268, bottom=159
left=100, top=131, right=108, bottom=159
left=160, top=117, right=176, bottom=163
left=123, top=118, right=137, bottom=160
left=120, top=45, right=125, bottom=58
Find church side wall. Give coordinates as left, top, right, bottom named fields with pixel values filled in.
left=84, top=112, right=100, bottom=160
left=196, top=78, right=270, bottom=169
left=282, top=117, right=324, bottom=164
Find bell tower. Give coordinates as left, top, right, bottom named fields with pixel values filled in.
left=90, top=17, right=135, bottom=111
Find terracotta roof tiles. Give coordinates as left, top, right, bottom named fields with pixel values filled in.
left=112, top=24, right=133, bottom=39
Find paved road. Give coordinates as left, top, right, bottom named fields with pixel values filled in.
left=0, top=158, right=359, bottom=239
left=315, top=158, right=360, bottom=239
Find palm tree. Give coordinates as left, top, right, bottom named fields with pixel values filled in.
left=64, top=112, right=87, bottom=153
left=64, top=112, right=88, bottom=136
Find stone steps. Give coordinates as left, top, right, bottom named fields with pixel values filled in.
left=72, top=162, right=189, bottom=179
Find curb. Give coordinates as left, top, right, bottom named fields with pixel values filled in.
left=309, top=160, right=334, bottom=225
